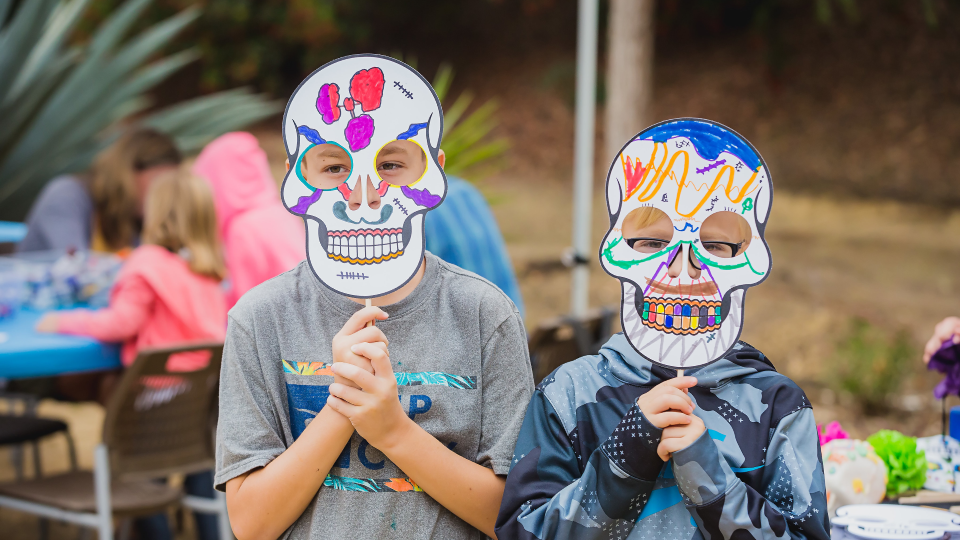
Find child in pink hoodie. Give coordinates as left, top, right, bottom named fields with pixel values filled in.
left=37, top=171, right=227, bottom=371
left=192, top=132, right=305, bottom=308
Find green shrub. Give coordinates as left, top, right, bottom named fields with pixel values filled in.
left=829, top=318, right=914, bottom=414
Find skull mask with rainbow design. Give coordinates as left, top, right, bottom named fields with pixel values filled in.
left=281, top=54, right=446, bottom=298
left=600, top=119, right=773, bottom=369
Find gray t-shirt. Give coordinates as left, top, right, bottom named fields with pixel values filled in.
left=215, top=253, right=534, bottom=539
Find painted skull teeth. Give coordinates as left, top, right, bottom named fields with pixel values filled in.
left=640, top=298, right=722, bottom=335
left=326, top=228, right=404, bottom=264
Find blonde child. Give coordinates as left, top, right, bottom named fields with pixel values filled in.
left=37, top=170, right=227, bottom=373
left=36, top=170, right=228, bottom=540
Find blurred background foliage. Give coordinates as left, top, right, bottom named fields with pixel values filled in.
left=3, top=0, right=956, bottom=214
left=70, top=0, right=582, bottom=96
left=0, top=0, right=281, bottom=221
left=66, top=0, right=952, bottom=100
left=828, top=318, right=916, bottom=415
left=393, top=56, right=508, bottom=179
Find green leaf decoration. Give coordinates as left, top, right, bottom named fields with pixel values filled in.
left=866, top=429, right=927, bottom=498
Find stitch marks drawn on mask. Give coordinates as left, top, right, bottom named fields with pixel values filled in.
left=394, top=81, right=413, bottom=99
left=337, top=272, right=369, bottom=280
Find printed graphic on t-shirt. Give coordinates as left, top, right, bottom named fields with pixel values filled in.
left=282, top=359, right=476, bottom=492
left=282, top=360, right=477, bottom=388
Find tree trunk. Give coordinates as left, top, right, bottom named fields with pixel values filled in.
left=605, top=0, right=656, bottom=162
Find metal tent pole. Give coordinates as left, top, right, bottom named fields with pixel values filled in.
left=570, top=0, right=600, bottom=317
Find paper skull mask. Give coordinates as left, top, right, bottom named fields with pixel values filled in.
left=281, top=54, right=446, bottom=298
left=600, top=118, right=773, bottom=369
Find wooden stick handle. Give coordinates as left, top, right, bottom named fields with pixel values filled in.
left=365, top=298, right=374, bottom=327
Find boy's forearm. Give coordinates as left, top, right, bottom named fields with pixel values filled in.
left=380, top=417, right=505, bottom=538
left=672, top=426, right=831, bottom=540
left=227, top=407, right=354, bottom=540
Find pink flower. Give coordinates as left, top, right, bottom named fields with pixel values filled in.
left=818, top=421, right=849, bottom=445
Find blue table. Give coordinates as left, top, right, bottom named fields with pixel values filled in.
left=0, top=310, right=121, bottom=379
left=0, top=222, right=27, bottom=244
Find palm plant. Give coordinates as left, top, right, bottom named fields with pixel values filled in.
left=391, top=54, right=508, bottom=179
left=0, top=0, right=282, bottom=220
left=430, top=63, right=509, bottom=179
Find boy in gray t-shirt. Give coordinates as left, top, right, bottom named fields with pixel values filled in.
left=215, top=253, right=534, bottom=539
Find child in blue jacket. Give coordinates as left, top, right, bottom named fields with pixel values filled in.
left=495, top=334, right=830, bottom=539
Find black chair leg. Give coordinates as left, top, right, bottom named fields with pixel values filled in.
left=11, top=444, right=24, bottom=480
left=64, top=431, right=78, bottom=471
left=32, top=441, right=42, bottom=478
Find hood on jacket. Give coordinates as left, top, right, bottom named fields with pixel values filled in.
left=192, top=132, right=279, bottom=238
left=123, top=245, right=226, bottom=336
left=597, top=332, right=777, bottom=389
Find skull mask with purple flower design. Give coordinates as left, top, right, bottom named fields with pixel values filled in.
left=281, top=54, right=446, bottom=298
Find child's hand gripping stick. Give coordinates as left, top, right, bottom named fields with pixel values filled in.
left=332, top=306, right=388, bottom=388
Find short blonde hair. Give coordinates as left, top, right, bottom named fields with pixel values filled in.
left=622, top=206, right=665, bottom=232
left=142, top=171, right=225, bottom=281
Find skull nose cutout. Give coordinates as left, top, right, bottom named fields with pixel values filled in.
left=667, top=245, right=701, bottom=280
left=347, top=176, right=381, bottom=211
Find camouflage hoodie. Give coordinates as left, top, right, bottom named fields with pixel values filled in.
left=495, top=333, right=830, bottom=540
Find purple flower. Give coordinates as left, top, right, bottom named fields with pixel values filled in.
left=345, top=114, right=375, bottom=152
left=928, top=340, right=960, bottom=398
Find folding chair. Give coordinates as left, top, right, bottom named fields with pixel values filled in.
left=0, top=342, right=232, bottom=540
left=0, top=391, right=78, bottom=480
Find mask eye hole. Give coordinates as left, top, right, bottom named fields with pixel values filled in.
left=376, top=140, right=427, bottom=187
left=298, top=143, right=352, bottom=191
left=699, top=211, right=752, bottom=258
left=622, top=207, right=673, bottom=254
